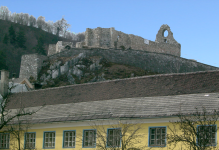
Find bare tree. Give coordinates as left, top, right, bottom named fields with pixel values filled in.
left=22, top=13, right=29, bottom=26
left=10, top=12, right=17, bottom=23
left=65, top=31, right=77, bottom=40
left=77, top=118, right=150, bottom=150
left=167, top=107, right=219, bottom=150
left=76, top=32, right=85, bottom=42
left=53, top=16, right=71, bottom=37
left=0, top=80, right=44, bottom=132
left=36, top=16, right=46, bottom=29
left=0, top=6, right=11, bottom=21
left=44, top=20, right=54, bottom=34
left=28, top=15, right=37, bottom=27
left=5, top=115, right=32, bottom=150
left=16, top=13, right=25, bottom=25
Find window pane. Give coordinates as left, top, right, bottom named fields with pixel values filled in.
left=150, top=127, right=166, bottom=146
left=25, top=133, right=36, bottom=149
left=151, top=128, right=155, bottom=134
left=162, top=128, right=166, bottom=134
left=151, top=134, right=155, bottom=140
left=64, top=131, right=76, bottom=148
left=84, top=130, right=95, bottom=147
left=157, top=128, right=161, bottom=134
left=198, top=126, right=216, bottom=145
left=156, top=139, right=160, bottom=145
left=162, top=139, right=165, bottom=145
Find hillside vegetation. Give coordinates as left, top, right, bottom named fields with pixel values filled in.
left=0, top=19, right=84, bottom=77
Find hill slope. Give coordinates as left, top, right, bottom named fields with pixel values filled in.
left=0, top=19, right=79, bottom=77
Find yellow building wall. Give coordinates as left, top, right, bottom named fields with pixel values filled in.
left=6, top=121, right=219, bottom=150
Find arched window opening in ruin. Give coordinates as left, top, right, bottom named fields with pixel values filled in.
left=164, top=39, right=167, bottom=43
left=117, top=36, right=119, bottom=40
left=163, top=30, right=168, bottom=37
left=65, top=45, right=71, bottom=50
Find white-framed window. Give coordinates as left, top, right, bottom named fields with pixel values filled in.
left=25, top=132, right=36, bottom=149
left=197, top=125, right=216, bottom=146
left=107, top=128, right=121, bottom=147
left=43, top=131, right=55, bottom=148
left=0, top=133, right=9, bottom=149
left=63, top=130, right=75, bottom=148
left=149, top=127, right=166, bottom=147
left=83, top=130, right=96, bottom=147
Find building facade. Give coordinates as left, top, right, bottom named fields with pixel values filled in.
left=1, top=70, right=219, bottom=149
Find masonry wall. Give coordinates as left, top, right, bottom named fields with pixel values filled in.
left=19, top=54, right=48, bottom=80
left=48, top=44, right=56, bottom=56
left=49, top=48, right=218, bottom=74
left=84, top=25, right=181, bottom=57
left=56, top=41, right=63, bottom=53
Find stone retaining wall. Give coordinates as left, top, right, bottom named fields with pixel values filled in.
left=19, top=54, right=48, bottom=80
left=48, top=48, right=218, bottom=74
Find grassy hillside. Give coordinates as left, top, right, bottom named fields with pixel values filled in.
left=0, top=19, right=76, bottom=78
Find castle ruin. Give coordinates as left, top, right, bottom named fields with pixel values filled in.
left=19, top=24, right=217, bottom=81
left=48, top=24, right=181, bottom=57
left=48, top=41, right=74, bottom=56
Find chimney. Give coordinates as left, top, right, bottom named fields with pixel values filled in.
left=0, top=70, right=9, bottom=97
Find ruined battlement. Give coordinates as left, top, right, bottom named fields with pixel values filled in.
left=48, top=24, right=181, bottom=57
left=83, top=24, right=181, bottom=56
left=48, top=41, right=74, bottom=56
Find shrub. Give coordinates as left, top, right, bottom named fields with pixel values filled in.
left=120, top=45, right=125, bottom=50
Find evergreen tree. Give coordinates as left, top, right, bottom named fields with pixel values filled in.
left=0, top=50, right=8, bottom=70
left=16, top=29, right=26, bottom=49
left=3, top=33, right=9, bottom=44
left=8, top=25, right=17, bottom=45
left=34, top=36, right=46, bottom=55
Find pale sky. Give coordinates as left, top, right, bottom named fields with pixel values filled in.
left=1, top=0, right=219, bottom=67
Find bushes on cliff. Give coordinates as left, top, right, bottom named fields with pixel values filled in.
left=33, top=35, right=46, bottom=55
left=16, top=29, right=26, bottom=49
left=120, top=45, right=125, bottom=50
left=8, top=24, right=16, bottom=45
left=8, top=24, right=27, bottom=49
left=3, top=33, right=9, bottom=44
left=0, top=49, right=8, bottom=70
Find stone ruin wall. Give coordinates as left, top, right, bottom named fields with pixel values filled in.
left=84, top=25, right=181, bottom=57
left=56, top=41, right=74, bottom=53
left=48, top=44, right=56, bottom=56
left=48, top=41, right=74, bottom=56
left=19, top=54, right=48, bottom=80
left=48, top=25, right=181, bottom=57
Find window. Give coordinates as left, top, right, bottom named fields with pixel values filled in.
left=197, top=125, right=216, bottom=146
left=25, top=132, right=36, bottom=149
left=107, top=128, right=121, bottom=147
left=43, top=132, right=55, bottom=149
left=0, top=133, right=9, bottom=149
left=63, top=131, right=75, bottom=148
left=83, top=130, right=96, bottom=147
left=149, top=127, right=166, bottom=147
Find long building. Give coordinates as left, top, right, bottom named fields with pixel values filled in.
left=1, top=70, right=219, bottom=149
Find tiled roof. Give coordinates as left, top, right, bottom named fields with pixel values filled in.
left=9, top=92, right=219, bottom=123
left=7, top=70, right=219, bottom=109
